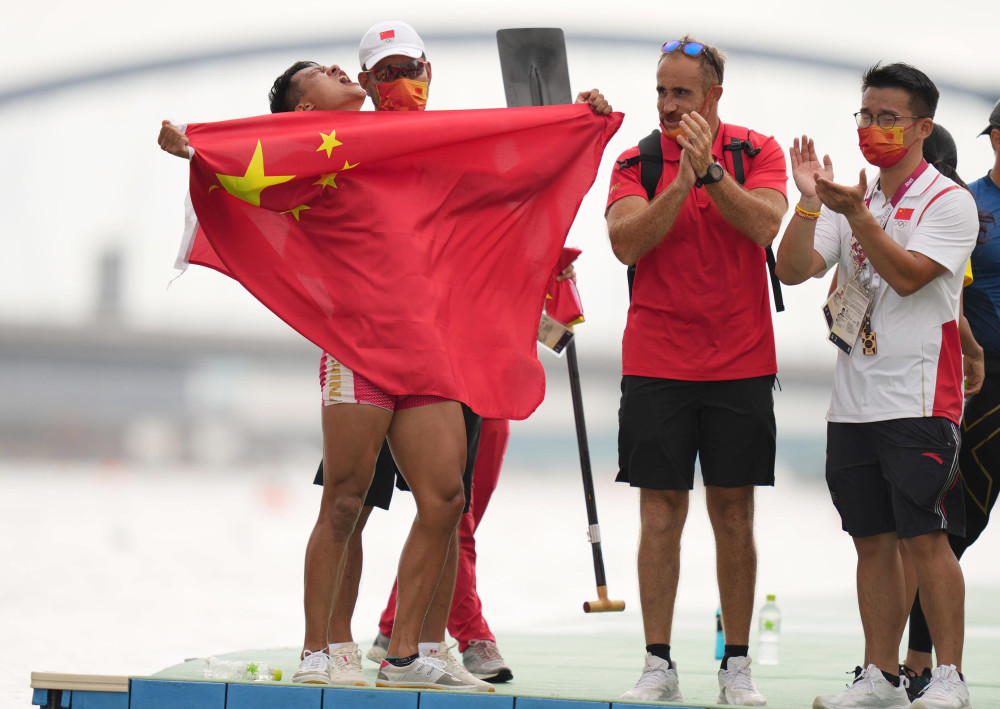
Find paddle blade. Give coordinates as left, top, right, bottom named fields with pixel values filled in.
left=496, top=28, right=573, bottom=107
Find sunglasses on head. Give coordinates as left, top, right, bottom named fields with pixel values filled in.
left=366, top=60, right=428, bottom=83
left=661, top=40, right=721, bottom=83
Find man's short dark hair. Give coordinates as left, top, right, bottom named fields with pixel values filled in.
left=861, top=62, right=939, bottom=119
left=268, top=61, right=317, bottom=113
left=658, top=34, right=725, bottom=88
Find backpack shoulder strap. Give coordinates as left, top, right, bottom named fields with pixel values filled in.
left=637, top=130, right=663, bottom=202
left=720, top=124, right=761, bottom=185
left=623, top=131, right=663, bottom=299
left=616, top=130, right=664, bottom=202
left=721, top=125, right=784, bottom=312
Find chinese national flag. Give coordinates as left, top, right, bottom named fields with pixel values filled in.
left=545, top=247, right=585, bottom=327
left=182, top=105, right=621, bottom=419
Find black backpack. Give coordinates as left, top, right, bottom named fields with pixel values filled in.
left=618, top=129, right=784, bottom=312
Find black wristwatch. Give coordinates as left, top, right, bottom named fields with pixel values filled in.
left=695, top=161, right=724, bottom=188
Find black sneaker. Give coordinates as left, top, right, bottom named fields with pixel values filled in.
left=900, top=664, right=932, bottom=702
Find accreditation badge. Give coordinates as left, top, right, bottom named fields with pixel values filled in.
left=822, top=282, right=845, bottom=331
left=827, top=279, right=873, bottom=355
left=538, top=313, right=574, bottom=356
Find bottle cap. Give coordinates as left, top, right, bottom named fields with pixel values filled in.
left=766, top=594, right=776, bottom=601
left=272, top=669, right=282, bottom=681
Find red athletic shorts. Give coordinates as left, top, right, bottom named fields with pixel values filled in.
left=319, top=353, right=446, bottom=412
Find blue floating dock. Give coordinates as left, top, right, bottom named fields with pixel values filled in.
left=29, top=629, right=1000, bottom=709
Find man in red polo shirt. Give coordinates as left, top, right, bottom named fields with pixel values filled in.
left=606, top=35, right=787, bottom=705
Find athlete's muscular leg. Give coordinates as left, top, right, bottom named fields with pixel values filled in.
left=303, top=404, right=391, bottom=655
left=375, top=522, right=461, bottom=645
left=386, top=401, right=467, bottom=658
left=325, top=504, right=374, bottom=645
left=854, top=532, right=907, bottom=675
left=420, top=530, right=459, bottom=644
left=901, top=530, right=964, bottom=670
left=706, top=485, right=756, bottom=645
left=638, top=488, right=689, bottom=645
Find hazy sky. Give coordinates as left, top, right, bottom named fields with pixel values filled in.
left=2, top=0, right=997, bottom=93
left=2, top=0, right=997, bottom=370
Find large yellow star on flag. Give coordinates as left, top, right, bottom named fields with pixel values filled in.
left=317, top=130, right=343, bottom=158
left=314, top=173, right=339, bottom=190
left=216, top=141, right=295, bottom=207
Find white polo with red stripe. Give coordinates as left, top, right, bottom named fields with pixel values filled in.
left=812, top=164, right=979, bottom=425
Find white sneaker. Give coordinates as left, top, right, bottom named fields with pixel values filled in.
left=292, top=649, right=333, bottom=684
left=620, top=653, right=683, bottom=702
left=463, top=639, right=513, bottom=683
left=813, top=664, right=910, bottom=709
left=327, top=642, right=369, bottom=686
left=719, top=656, right=767, bottom=706
left=910, top=665, right=971, bottom=709
left=376, top=655, right=481, bottom=691
left=366, top=631, right=390, bottom=664
left=425, top=642, right=495, bottom=693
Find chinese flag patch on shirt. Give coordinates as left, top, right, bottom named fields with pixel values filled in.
left=895, top=207, right=914, bottom=220
left=379, top=30, right=395, bottom=40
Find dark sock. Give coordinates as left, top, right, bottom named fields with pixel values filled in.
left=646, top=644, right=671, bottom=664
left=879, top=669, right=900, bottom=687
left=386, top=653, right=420, bottom=667
left=721, top=645, right=749, bottom=670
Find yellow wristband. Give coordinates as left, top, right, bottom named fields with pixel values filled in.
left=795, top=204, right=821, bottom=220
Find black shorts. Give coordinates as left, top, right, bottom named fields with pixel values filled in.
left=617, top=374, right=776, bottom=490
left=826, top=418, right=966, bottom=539
left=314, top=404, right=481, bottom=513
left=313, top=441, right=398, bottom=510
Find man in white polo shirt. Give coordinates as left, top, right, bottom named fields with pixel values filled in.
left=775, top=62, right=978, bottom=709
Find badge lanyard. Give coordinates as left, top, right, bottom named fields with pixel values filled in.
left=825, top=161, right=929, bottom=356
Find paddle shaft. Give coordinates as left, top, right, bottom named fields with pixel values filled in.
left=566, top=339, right=608, bottom=588
left=497, top=28, right=620, bottom=608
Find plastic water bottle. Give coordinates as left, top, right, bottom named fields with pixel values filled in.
left=714, top=607, right=725, bottom=660
left=203, top=657, right=282, bottom=682
left=757, top=594, right=781, bottom=665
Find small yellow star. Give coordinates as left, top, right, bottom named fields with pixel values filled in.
left=317, top=130, right=343, bottom=158
left=341, top=160, right=359, bottom=170
left=314, top=173, right=339, bottom=190
left=282, top=204, right=311, bottom=221
left=215, top=141, right=295, bottom=207
left=208, top=185, right=219, bottom=193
